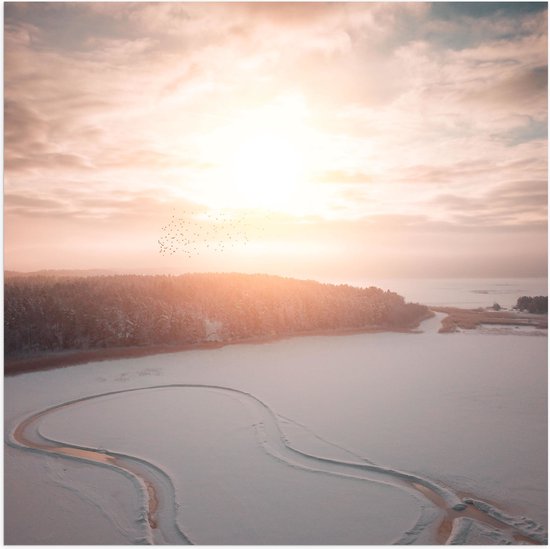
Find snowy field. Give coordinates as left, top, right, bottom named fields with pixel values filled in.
left=5, top=311, right=548, bottom=545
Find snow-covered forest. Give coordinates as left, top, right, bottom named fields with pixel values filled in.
left=5, top=273, right=429, bottom=356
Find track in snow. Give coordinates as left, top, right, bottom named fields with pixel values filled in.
left=8, top=384, right=546, bottom=545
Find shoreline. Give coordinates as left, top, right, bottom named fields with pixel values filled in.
left=432, top=306, right=548, bottom=333
left=4, top=313, right=433, bottom=377
left=7, top=307, right=548, bottom=376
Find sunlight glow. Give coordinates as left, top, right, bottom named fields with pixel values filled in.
left=229, top=131, right=304, bottom=209
left=205, top=94, right=317, bottom=212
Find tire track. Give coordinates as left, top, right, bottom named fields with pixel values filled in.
left=8, top=384, right=545, bottom=545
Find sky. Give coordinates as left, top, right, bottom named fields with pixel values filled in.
left=4, top=2, right=548, bottom=280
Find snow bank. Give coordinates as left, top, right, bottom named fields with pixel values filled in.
left=463, top=498, right=548, bottom=544
left=446, top=517, right=517, bottom=545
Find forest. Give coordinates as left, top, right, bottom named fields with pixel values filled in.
left=5, top=273, right=430, bottom=358
left=514, top=296, right=548, bottom=314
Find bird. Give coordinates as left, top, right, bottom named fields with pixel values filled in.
left=158, top=209, right=259, bottom=258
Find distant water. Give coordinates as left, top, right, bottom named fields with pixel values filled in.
left=323, top=277, right=548, bottom=309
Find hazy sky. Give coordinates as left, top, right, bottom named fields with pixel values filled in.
left=4, top=2, right=548, bottom=280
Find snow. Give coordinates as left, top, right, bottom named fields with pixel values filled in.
left=4, top=310, right=547, bottom=544
left=477, top=323, right=547, bottom=336
left=446, top=517, right=517, bottom=545
left=463, top=498, right=548, bottom=544
left=14, top=387, right=436, bottom=544
left=4, top=447, right=146, bottom=544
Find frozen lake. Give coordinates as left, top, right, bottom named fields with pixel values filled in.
left=5, top=312, right=547, bottom=544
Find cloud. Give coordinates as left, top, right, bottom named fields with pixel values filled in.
left=4, top=3, right=547, bottom=276
left=425, top=3, right=547, bottom=53
left=4, top=188, right=204, bottom=222
left=430, top=178, right=547, bottom=226
left=315, top=170, right=372, bottom=184
left=4, top=100, right=48, bottom=149
left=399, top=160, right=496, bottom=185
left=432, top=2, right=547, bottom=19
left=497, top=178, right=547, bottom=195
left=492, top=117, right=548, bottom=146
left=4, top=193, right=66, bottom=211
left=464, top=65, right=547, bottom=109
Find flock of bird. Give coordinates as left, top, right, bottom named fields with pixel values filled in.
left=158, top=210, right=261, bottom=257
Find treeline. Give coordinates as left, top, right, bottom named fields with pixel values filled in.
left=5, top=273, right=430, bottom=357
left=514, top=296, right=548, bottom=314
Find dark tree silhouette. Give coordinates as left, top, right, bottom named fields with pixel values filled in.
left=515, top=296, right=548, bottom=314
left=5, top=273, right=431, bottom=357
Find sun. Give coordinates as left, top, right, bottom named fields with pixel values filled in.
left=230, top=129, right=305, bottom=209
left=205, top=94, right=315, bottom=212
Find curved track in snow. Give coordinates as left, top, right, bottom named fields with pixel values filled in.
left=8, top=384, right=546, bottom=545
